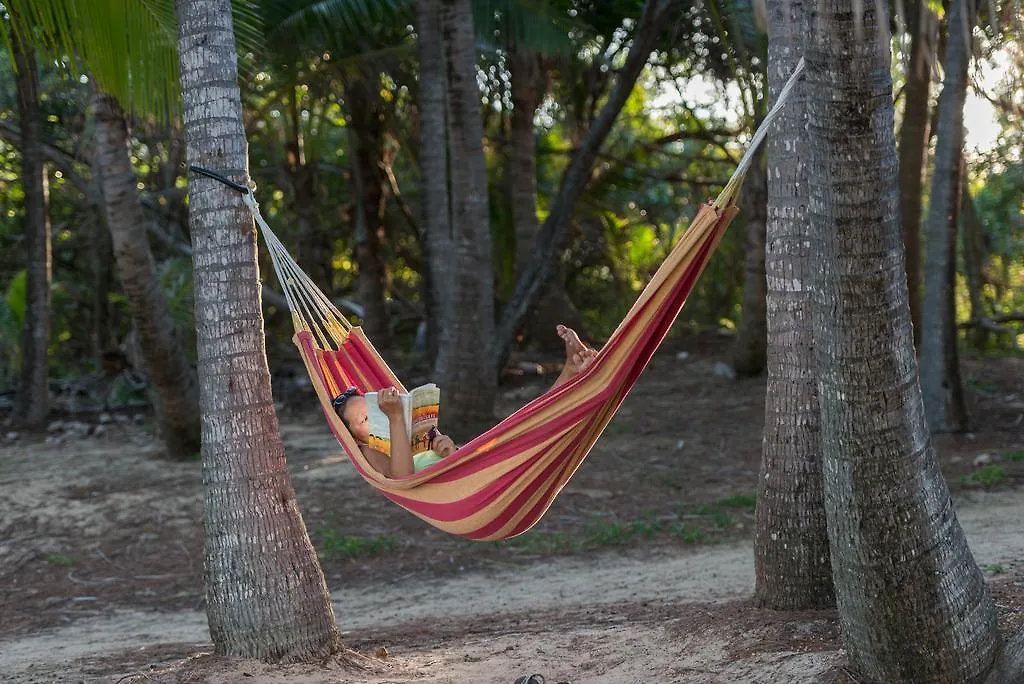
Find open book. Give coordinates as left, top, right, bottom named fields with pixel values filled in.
left=365, top=383, right=441, bottom=456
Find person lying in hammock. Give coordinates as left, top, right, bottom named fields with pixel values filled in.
left=333, top=324, right=597, bottom=478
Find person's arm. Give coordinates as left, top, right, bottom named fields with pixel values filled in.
left=378, top=387, right=415, bottom=478
left=360, top=445, right=393, bottom=477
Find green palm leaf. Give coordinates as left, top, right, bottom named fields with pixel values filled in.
left=2, top=0, right=263, bottom=122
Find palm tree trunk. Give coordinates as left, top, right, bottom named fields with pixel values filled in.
left=176, top=0, right=341, bottom=661
left=437, top=0, right=497, bottom=433
left=731, top=142, right=768, bottom=377
left=753, top=0, right=833, bottom=611
left=897, top=0, right=933, bottom=348
left=11, top=28, right=51, bottom=431
left=805, top=2, right=999, bottom=680
left=509, top=50, right=541, bottom=284
left=346, top=77, right=392, bottom=353
left=91, top=89, right=202, bottom=460
left=920, top=0, right=974, bottom=434
left=417, top=0, right=453, bottom=366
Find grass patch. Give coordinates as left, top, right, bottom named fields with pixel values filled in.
left=499, top=499, right=753, bottom=555
left=717, top=493, right=757, bottom=510
left=963, top=464, right=1008, bottom=488
left=1005, top=450, right=1024, bottom=462
left=983, top=564, right=1005, bottom=574
left=315, top=522, right=398, bottom=562
left=45, top=552, right=76, bottom=567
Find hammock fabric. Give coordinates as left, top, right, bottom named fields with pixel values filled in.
left=240, top=60, right=805, bottom=541
left=254, top=190, right=736, bottom=542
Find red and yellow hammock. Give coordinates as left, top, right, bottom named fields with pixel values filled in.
left=251, top=187, right=736, bottom=541
left=243, top=61, right=802, bottom=541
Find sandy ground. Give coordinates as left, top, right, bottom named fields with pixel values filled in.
left=2, top=489, right=1021, bottom=683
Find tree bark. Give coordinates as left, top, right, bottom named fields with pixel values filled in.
left=897, top=0, right=933, bottom=348
left=960, top=164, right=989, bottom=349
left=11, top=27, right=51, bottom=431
left=805, top=2, right=1000, bottom=680
left=417, top=0, right=452, bottom=368
left=91, top=90, right=202, bottom=460
left=731, top=142, right=768, bottom=377
left=920, top=0, right=974, bottom=434
left=508, top=50, right=586, bottom=355
left=753, top=0, right=834, bottom=611
left=437, top=0, right=497, bottom=433
left=492, top=0, right=675, bottom=368
left=176, top=0, right=341, bottom=661
left=346, top=77, right=393, bottom=353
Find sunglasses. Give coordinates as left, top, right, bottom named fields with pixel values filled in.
left=332, top=386, right=361, bottom=412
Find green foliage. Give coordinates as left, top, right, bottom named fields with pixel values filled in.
left=2, top=0, right=263, bottom=122
left=45, top=552, right=76, bottom=566
left=963, top=464, right=1008, bottom=487
left=1005, top=450, right=1024, bottom=462
left=314, top=519, right=398, bottom=561
left=5, top=269, right=27, bottom=328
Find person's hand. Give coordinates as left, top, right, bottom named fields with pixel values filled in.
left=377, top=387, right=404, bottom=420
left=432, top=433, right=457, bottom=457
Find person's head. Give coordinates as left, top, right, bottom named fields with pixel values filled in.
left=333, top=387, right=369, bottom=443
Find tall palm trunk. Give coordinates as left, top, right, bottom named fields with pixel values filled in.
left=437, top=0, right=497, bottom=433
left=176, top=0, right=340, bottom=660
left=920, top=0, right=974, bottom=433
left=346, top=77, right=392, bottom=352
left=753, top=0, right=833, bottom=611
left=731, top=142, right=768, bottom=377
left=897, top=0, right=933, bottom=348
left=417, top=0, right=452, bottom=366
left=12, top=28, right=51, bottom=431
left=91, top=90, right=202, bottom=460
left=806, top=2, right=999, bottom=680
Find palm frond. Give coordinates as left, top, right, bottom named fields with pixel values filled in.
left=263, top=0, right=413, bottom=61
left=3, top=0, right=263, bottom=123
left=472, top=0, right=583, bottom=56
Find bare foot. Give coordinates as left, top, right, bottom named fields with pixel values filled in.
left=553, top=325, right=597, bottom=388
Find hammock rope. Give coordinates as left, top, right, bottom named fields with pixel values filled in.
left=193, top=58, right=805, bottom=541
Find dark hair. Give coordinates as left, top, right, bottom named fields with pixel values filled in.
left=332, top=387, right=361, bottom=427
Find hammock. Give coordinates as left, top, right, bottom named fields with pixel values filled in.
left=215, top=59, right=805, bottom=542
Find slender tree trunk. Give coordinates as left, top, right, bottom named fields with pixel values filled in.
left=897, top=0, right=933, bottom=348
left=960, top=165, right=989, bottom=349
left=731, top=142, right=768, bottom=377
left=176, top=0, right=341, bottom=660
left=509, top=50, right=541, bottom=283
left=346, top=77, right=392, bottom=353
left=285, top=88, right=330, bottom=294
left=91, top=90, right=202, bottom=460
left=12, top=29, right=51, bottom=431
left=91, top=208, right=115, bottom=363
left=493, top=0, right=674, bottom=367
left=437, top=0, right=497, bottom=433
left=806, top=2, right=1000, bottom=680
left=754, top=0, right=834, bottom=611
left=920, top=0, right=974, bottom=434
left=417, top=0, right=452, bottom=367
left=507, top=50, right=586, bottom=355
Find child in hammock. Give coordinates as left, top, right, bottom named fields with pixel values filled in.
left=333, top=324, right=597, bottom=478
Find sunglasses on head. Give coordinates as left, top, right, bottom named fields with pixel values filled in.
left=332, top=386, right=361, bottom=412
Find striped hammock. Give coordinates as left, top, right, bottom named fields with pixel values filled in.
left=237, top=60, right=805, bottom=541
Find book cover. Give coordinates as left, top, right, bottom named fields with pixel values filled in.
left=365, top=384, right=440, bottom=456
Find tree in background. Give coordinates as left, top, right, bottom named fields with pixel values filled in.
left=919, top=0, right=977, bottom=433
left=5, top=17, right=51, bottom=431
